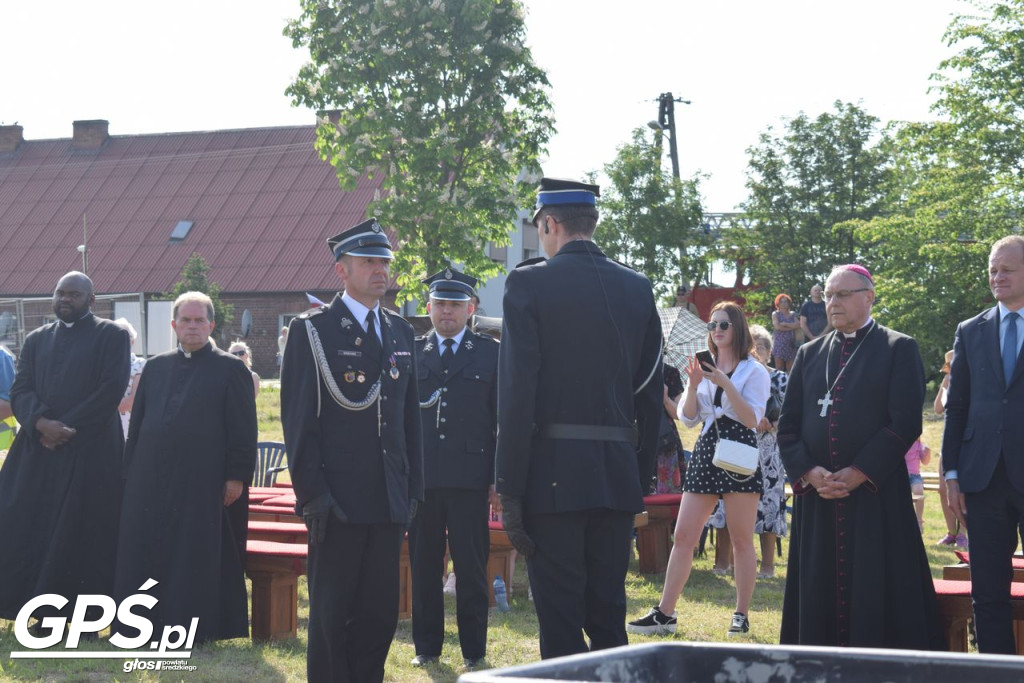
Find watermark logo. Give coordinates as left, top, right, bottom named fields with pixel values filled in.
left=9, top=578, right=198, bottom=669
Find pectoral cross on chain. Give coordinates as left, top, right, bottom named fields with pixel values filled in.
left=817, top=392, right=833, bottom=418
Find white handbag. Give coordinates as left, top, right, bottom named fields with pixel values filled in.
left=711, top=418, right=758, bottom=479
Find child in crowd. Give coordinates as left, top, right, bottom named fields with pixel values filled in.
left=905, top=439, right=931, bottom=532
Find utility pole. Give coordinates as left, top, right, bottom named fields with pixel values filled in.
left=648, top=92, right=690, bottom=179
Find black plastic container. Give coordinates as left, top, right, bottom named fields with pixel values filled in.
left=458, top=642, right=1024, bottom=682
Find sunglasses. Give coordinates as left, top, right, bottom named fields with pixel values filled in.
left=706, top=321, right=732, bottom=331
left=231, top=350, right=247, bottom=357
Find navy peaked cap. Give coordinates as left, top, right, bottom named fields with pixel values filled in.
left=327, top=217, right=394, bottom=261
left=422, top=265, right=478, bottom=301
left=532, top=177, right=600, bottom=221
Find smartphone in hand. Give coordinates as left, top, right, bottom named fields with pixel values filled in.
left=695, top=350, right=715, bottom=370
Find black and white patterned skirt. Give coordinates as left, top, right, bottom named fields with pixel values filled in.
left=683, top=416, right=762, bottom=495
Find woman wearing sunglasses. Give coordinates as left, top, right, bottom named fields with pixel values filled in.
left=628, top=301, right=770, bottom=638
left=228, top=340, right=261, bottom=398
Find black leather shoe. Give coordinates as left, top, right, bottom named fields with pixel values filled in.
left=410, top=655, right=439, bottom=667
left=464, top=657, right=486, bottom=671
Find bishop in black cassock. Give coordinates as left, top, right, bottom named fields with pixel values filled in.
left=113, top=293, right=257, bottom=642
left=0, top=272, right=130, bottom=620
left=777, top=265, right=943, bottom=649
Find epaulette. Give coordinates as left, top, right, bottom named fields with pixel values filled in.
left=380, top=306, right=404, bottom=320
left=514, top=256, right=547, bottom=269
left=471, top=330, right=500, bottom=345
left=297, top=306, right=326, bottom=320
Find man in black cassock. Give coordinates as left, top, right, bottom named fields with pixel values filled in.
left=778, top=264, right=943, bottom=649
left=112, top=292, right=256, bottom=643
left=0, top=272, right=130, bottom=620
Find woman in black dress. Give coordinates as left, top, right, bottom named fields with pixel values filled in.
left=628, top=301, right=770, bottom=638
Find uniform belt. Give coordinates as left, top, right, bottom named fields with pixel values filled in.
left=541, top=423, right=637, bottom=444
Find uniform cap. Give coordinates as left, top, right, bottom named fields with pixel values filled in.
left=532, top=177, right=600, bottom=221
left=326, top=217, right=394, bottom=261
left=422, top=265, right=478, bottom=302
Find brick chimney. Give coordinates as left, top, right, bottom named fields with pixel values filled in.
left=72, top=119, right=109, bottom=150
left=0, top=124, right=23, bottom=153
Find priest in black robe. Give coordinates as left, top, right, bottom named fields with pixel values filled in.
left=777, top=264, right=943, bottom=649
left=0, top=272, right=130, bottom=620
left=113, top=291, right=257, bottom=643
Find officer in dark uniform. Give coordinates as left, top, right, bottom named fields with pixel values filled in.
left=281, top=217, right=423, bottom=683
left=408, top=266, right=499, bottom=671
left=495, top=178, right=663, bottom=659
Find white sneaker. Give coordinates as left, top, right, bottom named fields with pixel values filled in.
left=626, top=606, right=677, bottom=635
left=443, top=572, right=457, bottom=596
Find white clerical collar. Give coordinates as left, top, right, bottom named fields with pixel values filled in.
left=842, top=317, right=875, bottom=339
left=437, top=327, right=468, bottom=352
left=59, top=311, right=91, bottom=328
left=342, top=292, right=380, bottom=330
left=177, top=341, right=210, bottom=359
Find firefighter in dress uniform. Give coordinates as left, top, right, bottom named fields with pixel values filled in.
left=281, top=218, right=423, bottom=683
left=408, top=266, right=499, bottom=671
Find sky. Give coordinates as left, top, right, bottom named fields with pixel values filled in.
left=1, top=0, right=972, bottom=212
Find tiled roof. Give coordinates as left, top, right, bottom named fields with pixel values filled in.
left=0, top=125, right=384, bottom=296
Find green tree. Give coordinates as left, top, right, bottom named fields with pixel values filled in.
left=846, top=0, right=1024, bottom=369
left=735, top=101, right=890, bottom=314
left=599, top=128, right=708, bottom=303
left=285, top=0, right=554, bottom=305
left=165, top=253, right=234, bottom=331
left=933, top=0, right=1024, bottom=177
left=844, top=121, right=1003, bottom=369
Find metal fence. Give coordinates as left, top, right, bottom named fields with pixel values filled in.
left=0, top=293, right=151, bottom=357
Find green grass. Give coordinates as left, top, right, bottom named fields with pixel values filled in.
left=0, top=397, right=966, bottom=681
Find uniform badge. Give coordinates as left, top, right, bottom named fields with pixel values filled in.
left=371, top=219, right=382, bottom=233
left=390, top=366, right=400, bottom=380
left=389, top=354, right=400, bottom=380
left=340, top=317, right=353, bottom=329
left=344, top=371, right=356, bottom=383
left=357, top=372, right=366, bottom=383
left=355, top=337, right=363, bottom=346
left=445, top=267, right=453, bottom=279
left=464, top=339, right=474, bottom=350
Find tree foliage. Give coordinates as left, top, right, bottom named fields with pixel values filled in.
left=285, top=0, right=554, bottom=305
left=165, top=253, right=234, bottom=332
left=849, top=0, right=1024, bottom=371
left=598, top=128, right=708, bottom=303
left=735, top=101, right=890, bottom=314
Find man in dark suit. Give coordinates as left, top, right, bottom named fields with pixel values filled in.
left=943, top=234, right=1024, bottom=654
left=281, top=218, right=423, bottom=683
left=495, top=178, right=663, bottom=659
left=409, top=266, right=499, bottom=672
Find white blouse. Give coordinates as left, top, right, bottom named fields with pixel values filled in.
left=678, top=357, right=771, bottom=436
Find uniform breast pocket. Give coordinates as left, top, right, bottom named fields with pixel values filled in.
left=327, top=354, right=367, bottom=386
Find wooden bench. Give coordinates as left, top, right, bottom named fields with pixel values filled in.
left=248, top=503, right=301, bottom=524
left=943, top=552, right=1024, bottom=581
left=246, top=540, right=307, bottom=642
left=636, top=494, right=681, bottom=573
left=248, top=520, right=308, bottom=544
left=934, top=579, right=1024, bottom=653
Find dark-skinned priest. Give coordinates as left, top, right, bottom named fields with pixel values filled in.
left=777, top=264, right=943, bottom=649
left=0, top=272, right=130, bottom=621
left=113, top=291, right=257, bottom=643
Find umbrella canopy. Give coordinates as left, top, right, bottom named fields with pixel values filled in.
left=659, top=306, right=708, bottom=369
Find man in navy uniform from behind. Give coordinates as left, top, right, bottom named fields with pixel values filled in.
left=409, top=266, right=499, bottom=671
left=495, top=178, right=664, bottom=658
left=281, top=218, right=423, bottom=683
